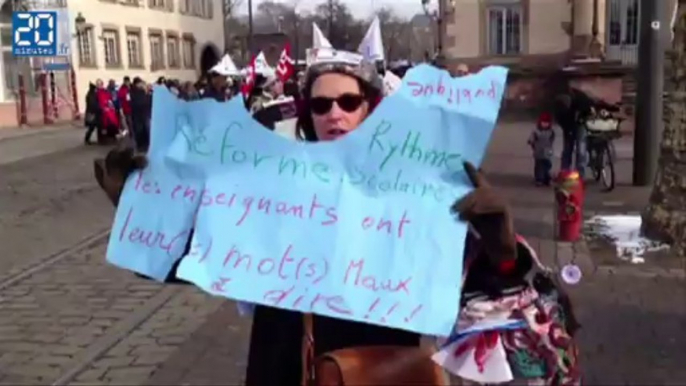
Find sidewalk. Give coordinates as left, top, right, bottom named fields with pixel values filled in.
left=0, top=122, right=81, bottom=142
left=148, top=121, right=685, bottom=385
left=0, top=123, right=87, bottom=166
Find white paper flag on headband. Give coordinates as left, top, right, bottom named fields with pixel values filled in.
left=312, top=23, right=333, bottom=49
left=358, top=16, right=385, bottom=62
left=210, top=54, right=240, bottom=76
left=254, top=51, right=275, bottom=77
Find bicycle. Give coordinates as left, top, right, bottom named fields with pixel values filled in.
left=584, top=111, right=622, bottom=192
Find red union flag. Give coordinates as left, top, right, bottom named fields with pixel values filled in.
left=241, top=55, right=257, bottom=97
left=276, top=43, right=295, bottom=82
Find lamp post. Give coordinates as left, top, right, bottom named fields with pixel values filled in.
left=71, top=12, right=86, bottom=120
left=421, top=0, right=442, bottom=58
left=247, top=0, right=254, bottom=56
left=74, top=12, right=86, bottom=32
left=293, top=11, right=300, bottom=67
left=421, top=0, right=455, bottom=61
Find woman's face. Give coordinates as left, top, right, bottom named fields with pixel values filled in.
left=310, top=73, right=369, bottom=142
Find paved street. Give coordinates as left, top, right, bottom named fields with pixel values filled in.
left=0, top=125, right=86, bottom=166
left=0, top=121, right=684, bottom=385
left=0, top=129, right=226, bottom=385
left=484, top=124, right=685, bottom=385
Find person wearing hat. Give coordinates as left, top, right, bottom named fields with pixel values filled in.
left=528, top=112, right=556, bottom=186
left=92, top=51, right=530, bottom=385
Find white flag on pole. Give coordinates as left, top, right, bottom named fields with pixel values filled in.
left=312, top=23, right=333, bottom=48
left=358, top=16, right=385, bottom=62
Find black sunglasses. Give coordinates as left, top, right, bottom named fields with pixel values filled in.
left=310, top=94, right=365, bottom=115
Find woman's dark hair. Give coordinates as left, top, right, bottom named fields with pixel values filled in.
left=295, top=70, right=381, bottom=142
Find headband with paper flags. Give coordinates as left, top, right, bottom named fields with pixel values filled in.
left=304, top=47, right=382, bottom=93
left=306, top=47, right=365, bottom=67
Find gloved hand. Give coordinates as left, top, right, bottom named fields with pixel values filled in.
left=451, top=162, right=517, bottom=271
left=93, top=145, right=147, bottom=206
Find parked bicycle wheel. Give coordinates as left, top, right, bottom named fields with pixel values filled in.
left=588, top=147, right=601, bottom=182
left=599, top=142, right=616, bottom=192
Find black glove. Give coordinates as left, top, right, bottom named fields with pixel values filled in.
left=451, top=162, right=517, bottom=269
left=94, top=145, right=147, bottom=206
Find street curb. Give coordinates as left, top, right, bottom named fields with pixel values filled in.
left=0, top=123, right=83, bottom=143
left=596, top=265, right=685, bottom=279
left=556, top=237, right=685, bottom=279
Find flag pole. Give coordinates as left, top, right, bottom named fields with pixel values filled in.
left=248, top=0, right=254, bottom=57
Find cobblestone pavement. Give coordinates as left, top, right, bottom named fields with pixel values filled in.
left=0, top=140, right=112, bottom=281
left=0, top=133, right=225, bottom=385
left=0, top=240, right=224, bottom=385
left=488, top=123, right=686, bottom=385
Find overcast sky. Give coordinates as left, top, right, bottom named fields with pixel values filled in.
left=234, top=0, right=432, bottom=20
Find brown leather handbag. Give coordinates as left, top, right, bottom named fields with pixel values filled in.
left=301, top=314, right=449, bottom=386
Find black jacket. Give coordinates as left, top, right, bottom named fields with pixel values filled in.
left=553, top=88, right=594, bottom=135
left=202, top=85, right=228, bottom=102
left=130, top=87, right=151, bottom=122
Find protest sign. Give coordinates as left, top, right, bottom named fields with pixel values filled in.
left=106, top=64, right=508, bottom=336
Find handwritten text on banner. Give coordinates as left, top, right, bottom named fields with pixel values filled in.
left=106, top=64, right=508, bottom=336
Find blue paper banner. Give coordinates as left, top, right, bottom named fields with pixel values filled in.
left=106, top=64, right=508, bottom=336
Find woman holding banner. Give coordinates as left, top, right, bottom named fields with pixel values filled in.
left=94, top=53, right=580, bottom=386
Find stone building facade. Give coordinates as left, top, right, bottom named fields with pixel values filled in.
left=437, top=0, right=677, bottom=111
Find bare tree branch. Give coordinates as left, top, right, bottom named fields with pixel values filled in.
left=224, top=0, right=244, bottom=20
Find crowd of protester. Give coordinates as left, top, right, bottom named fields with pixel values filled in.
left=83, top=68, right=308, bottom=151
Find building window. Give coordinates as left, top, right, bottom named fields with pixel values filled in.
left=149, top=33, right=165, bottom=70
left=608, top=0, right=639, bottom=46
left=149, top=0, right=164, bottom=8
left=487, top=6, right=521, bottom=55
left=102, top=29, right=121, bottom=67
left=206, top=0, right=213, bottom=18
left=167, top=35, right=180, bottom=68
left=185, top=0, right=212, bottom=18
left=180, top=0, right=189, bottom=13
left=182, top=36, right=195, bottom=68
left=77, top=26, right=96, bottom=66
left=1, top=24, right=17, bottom=99
left=624, top=0, right=639, bottom=45
left=126, top=32, right=143, bottom=67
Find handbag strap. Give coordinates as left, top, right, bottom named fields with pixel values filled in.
left=302, top=313, right=315, bottom=386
